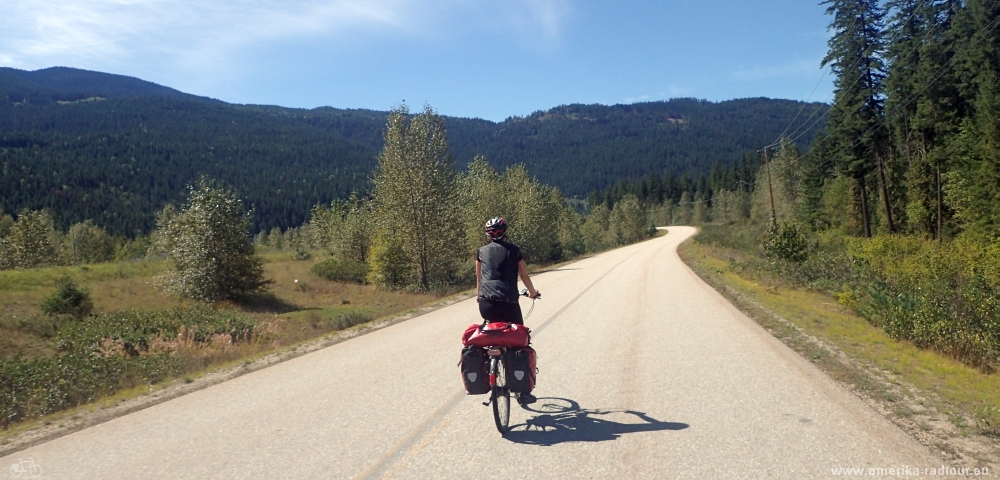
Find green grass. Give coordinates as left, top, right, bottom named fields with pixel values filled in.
left=0, top=260, right=163, bottom=292
left=679, top=237, right=1000, bottom=434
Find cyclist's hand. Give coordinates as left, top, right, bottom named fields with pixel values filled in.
left=529, top=290, right=541, bottom=299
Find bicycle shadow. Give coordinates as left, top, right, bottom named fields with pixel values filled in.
left=504, top=398, right=689, bottom=446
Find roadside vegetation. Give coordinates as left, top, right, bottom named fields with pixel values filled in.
left=594, top=0, right=1000, bottom=442
left=0, top=104, right=657, bottom=430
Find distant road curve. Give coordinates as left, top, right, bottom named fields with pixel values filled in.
left=2, top=226, right=941, bottom=478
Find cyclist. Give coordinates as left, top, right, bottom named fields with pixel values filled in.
left=476, top=216, right=540, bottom=405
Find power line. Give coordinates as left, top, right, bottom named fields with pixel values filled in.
left=794, top=1, right=977, bottom=161
left=841, top=13, right=1000, bottom=154
left=765, top=0, right=928, bottom=151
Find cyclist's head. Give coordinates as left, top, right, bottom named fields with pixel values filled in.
left=484, top=217, right=508, bottom=241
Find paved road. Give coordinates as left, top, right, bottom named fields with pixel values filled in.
left=3, top=227, right=941, bottom=479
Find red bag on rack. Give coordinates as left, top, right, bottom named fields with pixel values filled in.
left=461, top=322, right=530, bottom=348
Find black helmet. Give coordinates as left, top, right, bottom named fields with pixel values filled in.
left=484, top=217, right=508, bottom=240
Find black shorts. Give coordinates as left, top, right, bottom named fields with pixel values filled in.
left=478, top=298, right=523, bottom=325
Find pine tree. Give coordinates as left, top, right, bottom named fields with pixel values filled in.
left=822, top=0, right=889, bottom=237
left=800, top=132, right=836, bottom=229
left=675, top=192, right=694, bottom=225
left=772, top=136, right=804, bottom=222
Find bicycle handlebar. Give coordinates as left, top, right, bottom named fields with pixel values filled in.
left=519, top=289, right=541, bottom=299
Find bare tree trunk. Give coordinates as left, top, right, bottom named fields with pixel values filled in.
left=859, top=176, right=872, bottom=238
left=876, top=152, right=895, bottom=234
left=739, top=181, right=746, bottom=227
left=936, top=162, right=943, bottom=242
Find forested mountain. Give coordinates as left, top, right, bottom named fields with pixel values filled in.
left=0, top=67, right=827, bottom=235
left=445, top=98, right=824, bottom=195
left=0, top=67, right=216, bottom=103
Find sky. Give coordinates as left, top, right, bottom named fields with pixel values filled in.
left=0, top=0, right=836, bottom=122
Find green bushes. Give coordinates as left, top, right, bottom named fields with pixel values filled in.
left=310, top=259, right=369, bottom=284
left=849, top=236, right=1000, bottom=369
left=763, top=221, right=810, bottom=264
left=0, top=353, right=183, bottom=428
left=315, top=311, right=374, bottom=330
left=700, top=224, right=1000, bottom=370
left=151, top=179, right=269, bottom=301
left=0, top=306, right=259, bottom=427
left=40, top=278, right=93, bottom=319
left=55, top=305, right=258, bottom=355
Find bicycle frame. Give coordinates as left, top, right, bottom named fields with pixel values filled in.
left=487, top=347, right=505, bottom=387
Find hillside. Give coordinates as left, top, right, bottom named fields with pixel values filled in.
left=0, top=67, right=217, bottom=103
left=0, top=67, right=827, bottom=235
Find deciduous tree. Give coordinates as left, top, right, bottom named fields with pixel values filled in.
left=152, top=178, right=268, bottom=301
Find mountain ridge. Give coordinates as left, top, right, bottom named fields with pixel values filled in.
left=0, top=67, right=828, bottom=235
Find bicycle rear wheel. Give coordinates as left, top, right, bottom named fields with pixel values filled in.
left=492, top=357, right=510, bottom=433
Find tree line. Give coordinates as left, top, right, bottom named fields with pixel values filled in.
left=1, top=66, right=827, bottom=237
left=806, top=0, right=1000, bottom=240
left=627, top=0, right=1000, bottom=372
left=0, top=105, right=656, bottom=299
left=306, top=105, right=655, bottom=292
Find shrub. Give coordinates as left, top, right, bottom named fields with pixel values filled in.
left=697, top=225, right=1000, bottom=370
left=151, top=178, right=269, bottom=301
left=63, top=220, right=114, bottom=264
left=311, top=258, right=369, bottom=284
left=0, top=305, right=259, bottom=427
left=763, top=220, right=810, bottom=264
left=848, top=235, right=1000, bottom=369
left=40, top=278, right=93, bottom=319
left=0, top=352, right=183, bottom=428
left=113, top=236, right=150, bottom=261
left=366, top=236, right=412, bottom=289
left=332, top=312, right=374, bottom=330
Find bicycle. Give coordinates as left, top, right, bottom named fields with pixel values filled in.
left=481, top=289, right=540, bottom=434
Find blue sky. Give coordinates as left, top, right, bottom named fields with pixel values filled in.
left=1, top=0, right=835, bottom=121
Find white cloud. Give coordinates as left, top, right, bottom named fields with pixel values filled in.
left=0, top=0, right=572, bottom=72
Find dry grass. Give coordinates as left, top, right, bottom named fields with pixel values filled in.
left=0, top=252, right=439, bottom=360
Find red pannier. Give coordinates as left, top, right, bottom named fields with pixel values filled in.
left=462, top=322, right=530, bottom=348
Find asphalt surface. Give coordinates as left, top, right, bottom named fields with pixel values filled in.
left=2, top=227, right=942, bottom=479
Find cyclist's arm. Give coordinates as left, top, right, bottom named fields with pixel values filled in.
left=475, top=259, right=482, bottom=299
left=517, top=259, right=539, bottom=298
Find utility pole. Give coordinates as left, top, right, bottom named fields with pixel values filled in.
left=764, top=147, right=777, bottom=221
